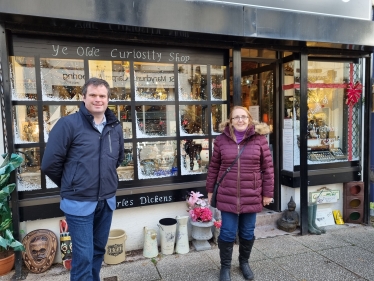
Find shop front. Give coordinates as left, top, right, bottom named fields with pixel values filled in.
left=1, top=0, right=374, bottom=273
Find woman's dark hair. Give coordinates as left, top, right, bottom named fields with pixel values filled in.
left=82, top=77, right=111, bottom=98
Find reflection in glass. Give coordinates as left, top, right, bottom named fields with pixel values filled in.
left=9, top=56, right=37, bottom=100
left=134, top=62, right=175, bottom=101
left=88, top=60, right=131, bottom=100
left=135, top=105, right=176, bottom=138
left=211, top=65, right=226, bottom=100
left=13, top=105, right=39, bottom=144
left=16, top=147, right=41, bottom=191
left=212, top=104, right=228, bottom=134
left=137, top=141, right=177, bottom=179
left=180, top=105, right=207, bottom=136
left=40, top=58, right=84, bottom=100
left=180, top=139, right=209, bottom=175
left=178, top=64, right=207, bottom=101
left=111, top=105, right=133, bottom=139
left=117, top=143, right=134, bottom=181
left=43, top=105, right=79, bottom=142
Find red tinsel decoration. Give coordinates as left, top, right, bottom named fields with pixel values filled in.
left=346, top=81, right=362, bottom=106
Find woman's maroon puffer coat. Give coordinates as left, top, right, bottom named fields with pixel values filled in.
left=206, top=121, right=274, bottom=214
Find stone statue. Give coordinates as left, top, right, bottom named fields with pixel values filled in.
left=22, top=229, right=57, bottom=273
left=277, top=196, right=299, bottom=233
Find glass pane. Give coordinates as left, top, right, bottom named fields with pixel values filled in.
left=40, top=58, right=84, bottom=100
left=261, top=71, right=274, bottom=128
left=138, top=141, right=177, bottom=179
left=88, top=60, right=131, bottom=101
left=118, top=143, right=134, bottom=181
left=9, top=56, right=37, bottom=100
left=43, top=105, right=79, bottom=142
left=13, top=105, right=39, bottom=144
left=212, top=104, right=228, bottom=134
left=135, top=105, right=176, bottom=137
left=211, top=65, right=227, bottom=100
left=284, top=60, right=362, bottom=168
left=181, top=139, right=209, bottom=175
left=110, top=105, right=133, bottom=139
left=282, top=60, right=299, bottom=171
left=180, top=105, right=208, bottom=136
left=178, top=64, right=208, bottom=101
left=16, top=147, right=41, bottom=191
left=134, top=62, right=175, bottom=101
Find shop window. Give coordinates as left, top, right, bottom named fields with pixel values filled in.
left=178, top=64, right=208, bottom=101
left=16, top=147, right=41, bottom=191
left=40, top=58, right=84, bottom=100
left=135, top=105, right=176, bottom=137
left=118, top=143, right=134, bottom=181
left=181, top=139, right=209, bottom=175
left=138, top=141, right=177, bottom=179
left=88, top=60, right=131, bottom=100
left=211, top=65, right=227, bottom=101
left=282, top=60, right=362, bottom=170
left=9, top=56, right=37, bottom=100
left=43, top=105, right=79, bottom=142
left=211, top=104, right=228, bottom=135
left=134, top=62, right=175, bottom=101
left=180, top=104, right=208, bottom=136
left=13, top=105, right=39, bottom=144
left=9, top=37, right=228, bottom=198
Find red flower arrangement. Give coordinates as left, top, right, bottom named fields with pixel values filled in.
left=186, top=191, right=213, bottom=222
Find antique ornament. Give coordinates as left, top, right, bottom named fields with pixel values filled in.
left=22, top=229, right=57, bottom=273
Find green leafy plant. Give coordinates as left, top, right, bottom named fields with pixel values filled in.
left=0, top=153, right=25, bottom=258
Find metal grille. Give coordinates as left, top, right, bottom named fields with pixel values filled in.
left=352, top=63, right=361, bottom=158
left=0, top=50, right=8, bottom=153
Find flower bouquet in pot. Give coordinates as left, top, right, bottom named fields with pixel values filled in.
left=186, top=191, right=217, bottom=251
left=186, top=191, right=213, bottom=223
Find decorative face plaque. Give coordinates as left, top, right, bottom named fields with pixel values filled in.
left=22, top=229, right=58, bottom=273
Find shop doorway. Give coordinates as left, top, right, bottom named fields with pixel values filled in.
left=240, top=51, right=278, bottom=211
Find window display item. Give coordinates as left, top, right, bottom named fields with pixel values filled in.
left=22, top=229, right=58, bottom=273
left=330, top=148, right=348, bottom=160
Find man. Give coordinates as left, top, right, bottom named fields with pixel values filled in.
left=42, top=77, right=124, bottom=281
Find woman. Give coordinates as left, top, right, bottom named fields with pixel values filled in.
left=206, top=106, right=274, bottom=281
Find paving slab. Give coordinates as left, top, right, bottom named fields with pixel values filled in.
left=254, top=235, right=312, bottom=258
left=273, top=251, right=365, bottom=281
left=155, top=250, right=217, bottom=280
left=318, top=245, right=374, bottom=280
left=290, top=231, right=351, bottom=251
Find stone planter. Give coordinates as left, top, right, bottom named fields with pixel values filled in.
left=190, top=219, right=214, bottom=251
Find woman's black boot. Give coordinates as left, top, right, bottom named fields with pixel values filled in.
left=238, top=237, right=255, bottom=280
left=218, top=239, right=234, bottom=281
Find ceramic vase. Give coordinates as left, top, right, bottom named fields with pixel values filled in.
left=175, top=216, right=190, bottom=254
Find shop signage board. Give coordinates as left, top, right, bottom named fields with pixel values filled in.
left=205, top=0, right=371, bottom=20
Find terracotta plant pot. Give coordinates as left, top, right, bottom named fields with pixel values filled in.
left=0, top=252, right=15, bottom=276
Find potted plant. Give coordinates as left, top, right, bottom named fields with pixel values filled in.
left=0, top=153, right=25, bottom=276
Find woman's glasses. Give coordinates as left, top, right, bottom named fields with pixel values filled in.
left=231, top=116, right=249, bottom=121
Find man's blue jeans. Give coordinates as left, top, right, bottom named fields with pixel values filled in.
left=219, top=211, right=257, bottom=242
left=65, top=200, right=113, bottom=281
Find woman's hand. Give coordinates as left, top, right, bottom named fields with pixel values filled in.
left=263, top=196, right=274, bottom=206
left=207, top=192, right=213, bottom=205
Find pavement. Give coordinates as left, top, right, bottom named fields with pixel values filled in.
left=2, top=223, right=374, bottom=281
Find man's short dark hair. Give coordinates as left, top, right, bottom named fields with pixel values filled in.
left=82, top=77, right=111, bottom=98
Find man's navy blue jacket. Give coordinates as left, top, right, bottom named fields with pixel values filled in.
left=42, top=103, right=125, bottom=201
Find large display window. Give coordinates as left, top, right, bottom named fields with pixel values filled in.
left=282, top=59, right=362, bottom=171
left=9, top=36, right=228, bottom=198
